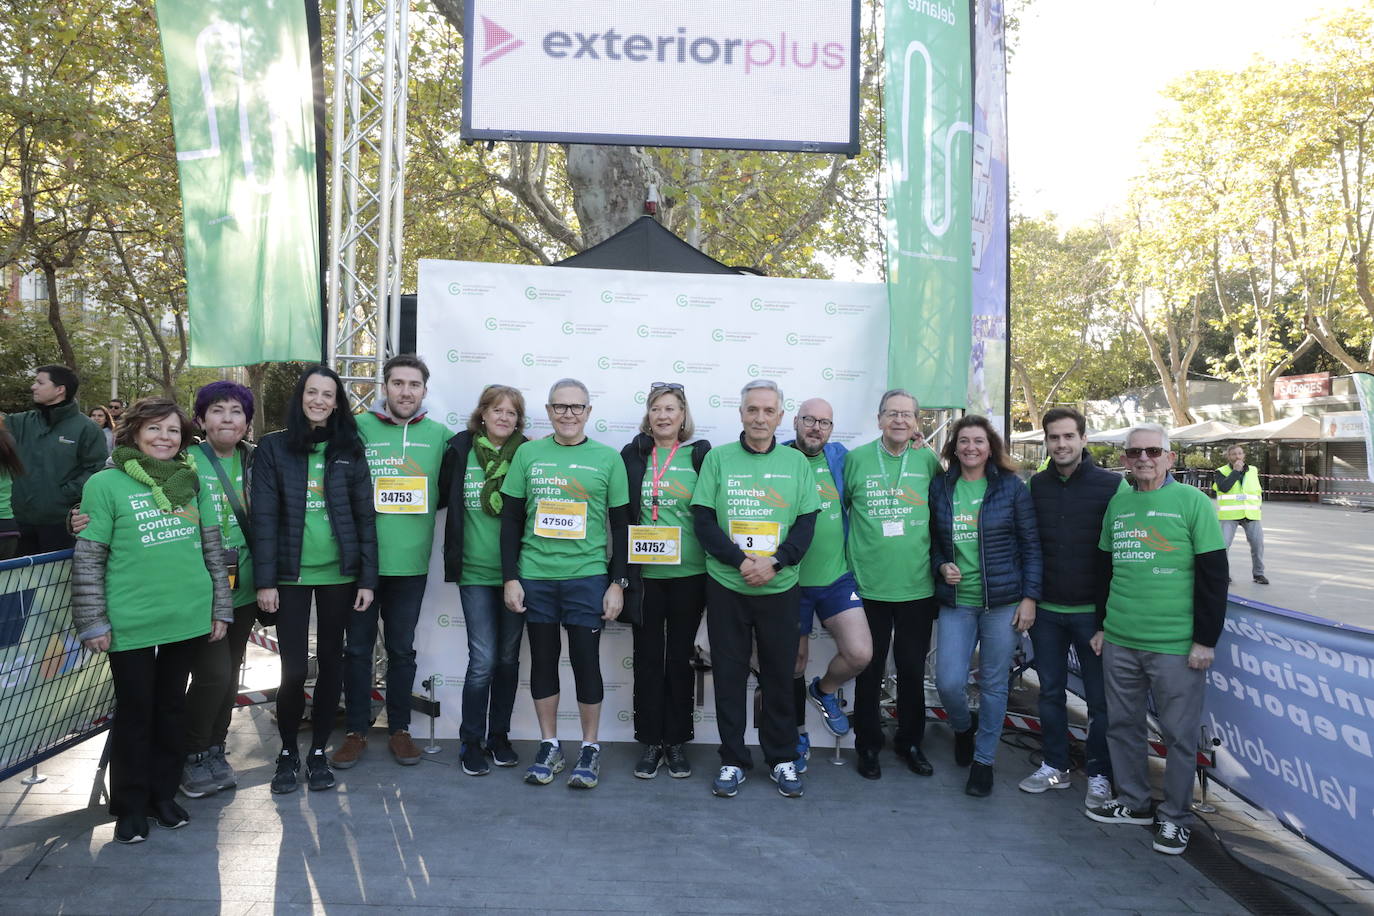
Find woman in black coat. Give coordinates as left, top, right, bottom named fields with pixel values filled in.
left=252, top=365, right=377, bottom=795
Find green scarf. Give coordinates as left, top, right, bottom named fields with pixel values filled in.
left=473, top=433, right=523, bottom=517
left=112, top=445, right=198, bottom=511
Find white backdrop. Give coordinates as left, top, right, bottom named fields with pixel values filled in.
left=410, top=259, right=889, bottom=745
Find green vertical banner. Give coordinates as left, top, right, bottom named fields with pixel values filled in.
left=884, top=0, right=973, bottom=408
left=1354, top=372, right=1374, bottom=484
left=157, top=0, right=322, bottom=367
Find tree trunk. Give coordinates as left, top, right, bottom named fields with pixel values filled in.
left=246, top=363, right=269, bottom=440
left=40, top=262, right=78, bottom=370
left=565, top=145, right=655, bottom=247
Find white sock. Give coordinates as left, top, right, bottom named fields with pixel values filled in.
left=582, top=741, right=599, bottom=751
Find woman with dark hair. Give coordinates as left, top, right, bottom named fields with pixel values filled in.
left=439, top=384, right=528, bottom=776
left=620, top=382, right=710, bottom=779
left=70, top=397, right=233, bottom=844
left=251, top=365, right=377, bottom=795
left=0, top=417, right=26, bottom=560
left=929, top=414, right=1041, bottom=798
left=89, top=406, right=115, bottom=454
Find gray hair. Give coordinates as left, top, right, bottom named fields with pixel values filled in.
left=878, top=388, right=919, bottom=413
left=547, top=377, right=590, bottom=404
left=740, top=378, right=783, bottom=405
left=1126, top=422, right=1170, bottom=452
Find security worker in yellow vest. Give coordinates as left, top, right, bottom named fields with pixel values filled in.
left=1213, top=445, right=1268, bottom=585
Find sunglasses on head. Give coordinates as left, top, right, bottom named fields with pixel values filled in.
left=1124, top=446, right=1166, bottom=459
left=649, top=381, right=685, bottom=393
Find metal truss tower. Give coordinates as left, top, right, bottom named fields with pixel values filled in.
left=326, top=0, right=410, bottom=406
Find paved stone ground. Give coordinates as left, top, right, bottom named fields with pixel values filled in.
left=1, top=706, right=1247, bottom=916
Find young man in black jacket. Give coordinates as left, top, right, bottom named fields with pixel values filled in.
left=1022, top=408, right=1124, bottom=807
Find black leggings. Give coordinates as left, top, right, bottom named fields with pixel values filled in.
left=527, top=622, right=603, bottom=705
left=274, top=583, right=355, bottom=751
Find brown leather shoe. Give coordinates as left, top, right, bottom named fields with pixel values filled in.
left=331, top=732, right=366, bottom=769
left=389, top=730, right=422, bottom=766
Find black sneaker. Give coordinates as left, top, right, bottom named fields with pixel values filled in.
left=461, top=742, right=490, bottom=776
left=965, top=761, right=994, bottom=797
left=954, top=713, right=978, bottom=767
left=271, top=750, right=300, bottom=794
left=1085, top=799, right=1154, bottom=825
left=147, top=799, right=189, bottom=829
left=1253, top=575, right=1269, bottom=585
left=486, top=734, right=518, bottom=767
left=634, top=744, right=664, bottom=779
left=857, top=748, right=881, bottom=780
left=1153, top=820, right=1191, bottom=855
left=305, top=749, right=336, bottom=791
left=664, top=743, right=691, bottom=778
left=114, top=814, right=150, bottom=844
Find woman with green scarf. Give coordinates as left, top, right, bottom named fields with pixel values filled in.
left=438, top=384, right=527, bottom=777
left=72, top=397, right=233, bottom=845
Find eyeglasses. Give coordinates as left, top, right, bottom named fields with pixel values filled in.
left=649, top=382, right=685, bottom=393
left=549, top=403, right=588, bottom=416
left=1124, top=446, right=1166, bottom=459
left=881, top=410, right=916, bottom=421
left=799, top=416, right=833, bottom=430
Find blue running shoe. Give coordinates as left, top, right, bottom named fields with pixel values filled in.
left=711, top=765, right=745, bottom=798
left=771, top=761, right=804, bottom=798
left=567, top=745, right=601, bottom=789
left=795, top=731, right=810, bottom=774
left=524, top=741, right=564, bottom=786
left=808, top=677, right=851, bottom=737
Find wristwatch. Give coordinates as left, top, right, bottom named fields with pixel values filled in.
left=771, top=558, right=784, bottom=573
left=611, top=577, right=630, bottom=589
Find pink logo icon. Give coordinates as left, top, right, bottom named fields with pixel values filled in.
left=480, top=16, right=523, bottom=66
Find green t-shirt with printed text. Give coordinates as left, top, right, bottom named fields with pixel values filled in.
left=1098, top=479, right=1225, bottom=655
left=78, top=468, right=216, bottom=651
left=798, top=451, right=848, bottom=587
left=460, top=459, right=503, bottom=586
left=357, top=412, right=448, bottom=577
left=299, top=443, right=350, bottom=585
left=638, top=444, right=706, bottom=579
left=953, top=477, right=988, bottom=607
left=691, top=440, right=821, bottom=596
left=500, top=437, right=629, bottom=580
left=843, top=441, right=942, bottom=601
left=189, top=447, right=255, bottom=605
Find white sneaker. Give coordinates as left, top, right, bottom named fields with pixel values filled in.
left=1085, top=774, right=1113, bottom=808
left=1018, top=762, right=1071, bottom=794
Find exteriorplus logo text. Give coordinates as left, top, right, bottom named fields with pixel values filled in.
left=481, top=18, right=848, bottom=74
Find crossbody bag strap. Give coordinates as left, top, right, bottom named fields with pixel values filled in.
left=199, top=442, right=253, bottom=542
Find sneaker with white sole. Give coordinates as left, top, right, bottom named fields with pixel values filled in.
left=179, top=751, right=218, bottom=799
left=1084, top=799, right=1154, bottom=825
left=711, top=765, right=745, bottom=798
left=1085, top=775, right=1113, bottom=808
left=205, top=745, right=236, bottom=790
left=1153, top=820, right=1191, bottom=855
left=567, top=745, right=601, bottom=789
left=524, top=741, right=564, bottom=786
left=1018, top=763, right=1071, bottom=794
left=770, top=761, right=803, bottom=798
left=807, top=677, right=851, bottom=737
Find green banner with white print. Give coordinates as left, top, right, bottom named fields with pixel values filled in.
left=156, top=0, right=322, bottom=367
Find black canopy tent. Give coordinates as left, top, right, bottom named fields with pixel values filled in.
left=398, top=216, right=745, bottom=352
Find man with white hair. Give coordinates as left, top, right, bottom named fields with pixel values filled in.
left=1086, top=423, right=1227, bottom=856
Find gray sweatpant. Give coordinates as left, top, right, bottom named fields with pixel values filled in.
left=1220, top=518, right=1265, bottom=577
left=1102, top=641, right=1206, bottom=826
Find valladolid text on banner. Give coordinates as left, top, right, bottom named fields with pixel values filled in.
left=156, top=0, right=323, bottom=367
left=883, top=0, right=973, bottom=409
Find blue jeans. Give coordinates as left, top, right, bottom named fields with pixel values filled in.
left=343, top=574, right=428, bottom=734
left=458, top=584, right=524, bottom=746
left=1029, top=609, right=1111, bottom=777
left=935, top=604, right=1018, bottom=766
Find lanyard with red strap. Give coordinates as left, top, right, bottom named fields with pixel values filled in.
left=649, top=441, right=682, bottom=522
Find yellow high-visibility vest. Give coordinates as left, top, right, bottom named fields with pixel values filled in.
left=1213, top=465, right=1262, bottom=520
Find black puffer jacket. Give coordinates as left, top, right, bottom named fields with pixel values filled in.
left=930, top=462, right=1042, bottom=608
left=250, top=431, right=378, bottom=589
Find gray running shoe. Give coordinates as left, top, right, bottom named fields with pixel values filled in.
left=1018, top=763, right=1071, bottom=794
left=525, top=741, right=564, bottom=786
left=180, top=751, right=218, bottom=799
left=567, top=745, right=601, bottom=789
left=205, top=745, right=237, bottom=790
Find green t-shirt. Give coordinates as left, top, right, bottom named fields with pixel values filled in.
left=1097, top=479, right=1225, bottom=655
left=0, top=470, right=12, bottom=519
left=638, top=444, right=706, bottom=579
left=78, top=468, right=215, bottom=652
left=460, top=459, right=503, bottom=586
left=299, top=443, right=350, bottom=586
left=952, top=477, right=989, bottom=607
left=797, top=451, right=848, bottom=587
left=357, top=412, right=449, bottom=577
left=189, top=447, right=255, bottom=605
left=500, top=436, right=629, bottom=581
left=691, top=440, right=821, bottom=596
left=843, top=441, right=942, bottom=601
left=1039, top=601, right=1095, bottom=615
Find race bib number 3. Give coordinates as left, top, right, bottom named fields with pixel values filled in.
left=374, top=476, right=428, bottom=514
left=534, top=500, right=588, bottom=539
left=629, top=525, right=681, bottom=565
left=729, top=519, right=780, bottom=557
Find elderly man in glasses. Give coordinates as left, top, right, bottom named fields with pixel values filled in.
left=1085, top=423, right=1227, bottom=857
